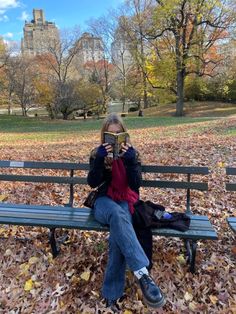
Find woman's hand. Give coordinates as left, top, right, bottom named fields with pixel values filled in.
left=96, top=143, right=113, bottom=158
left=121, top=143, right=136, bottom=160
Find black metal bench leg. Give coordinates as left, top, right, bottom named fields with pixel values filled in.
left=49, top=228, right=60, bottom=258
left=184, top=239, right=197, bottom=273
left=189, top=241, right=197, bottom=273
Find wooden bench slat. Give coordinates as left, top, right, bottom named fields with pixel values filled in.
left=0, top=204, right=212, bottom=220
left=226, top=183, right=236, bottom=191
left=227, top=217, right=236, bottom=223
left=226, top=167, right=236, bottom=175
left=141, top=180, right=208, bottom=190
left=0, top=175, right=208, bottom=190
left=0, top=203, right=80, bottom=211
left=152, top=228, right=217, bottom=239
left=0, top=160, right=89, bottom=170
left=0, top=202, right=217, bottom=239
left=0, top=203, right=212, bottom=219
left=0, top=216, right=108, bottom=230
left=0, top=215, right=217, bottom=239
left=0, top=175, right=88, bottom=185
left=0, top=161, right=208, bottom=174
left=0, top=212, right=213, bottom=231
left=227, top=217, right=236, bottom=233
left=141, top=165, right=208, bottom=174
left=0, top=203, right=213, bottom=223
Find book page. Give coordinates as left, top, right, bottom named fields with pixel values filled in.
left=103, top=132, right=116, bottom=145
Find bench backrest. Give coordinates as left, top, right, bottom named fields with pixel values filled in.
left=226, top=167, right=236, bottom=191
left=0, top=160, right=209, bottom=213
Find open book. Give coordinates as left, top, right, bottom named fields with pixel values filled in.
left=103, top=131, right=129, bottom=159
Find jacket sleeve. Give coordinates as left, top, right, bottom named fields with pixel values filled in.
left=87, top=149, right=106, bottom=188
left=123, top=150, right=142, bottom=192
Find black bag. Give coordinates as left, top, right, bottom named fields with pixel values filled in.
left=83, top=181, right=105, bottom=209
left=83, top=190, right=98, bottom=209
left=133, top=200, right=190, bottom=232
left=133, top=200, right=165, bottom=228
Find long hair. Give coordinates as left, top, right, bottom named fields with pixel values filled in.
left=100, top=113, right=127, bottom=144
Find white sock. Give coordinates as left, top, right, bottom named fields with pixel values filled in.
left=134, top=267, right=149, bottom=279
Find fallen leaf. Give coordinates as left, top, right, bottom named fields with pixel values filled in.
left=177, top=254, right=185, bottom=265
left=28, top=256, right=39, bottom=264
left=209, top=295, right=218, bottom=304
left=19, top=263, right=30, bottom=276
left=184, top=291, right=193, bottom=302
left=80, top=271, right=91, bottom=281
left=189, top=301, right=198, bottom=311
left=231, top=246, right=236, bottom=255
left=0, top=194, right=8, bottom=202
left=24, top=279, right=34, bottom=291
left=4, top=249, right=13, bottom=256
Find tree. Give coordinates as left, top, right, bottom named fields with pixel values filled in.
left=84, top=59, right=115, bottom=114
left=12, top=56, right=37, bottom=116
left=0, top=37, right=7, bottom=69
left=144, top=0, right=236, bottom=116
left=88, top=14, right=136, bottom=112
left=37, top=28, right=82, bottom=119
left=117, top=0, right=155, bottom=110
left=34, top=78, right=55, bottom=118
left=75, top=80, right=103, bottom=118
left=3, top=57, right=19, bottom=115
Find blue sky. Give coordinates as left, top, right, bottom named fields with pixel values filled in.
left=0, top=0, right=123, bottom=42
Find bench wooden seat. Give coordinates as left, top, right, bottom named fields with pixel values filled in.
left=0, top=203, right=217, bottom=238
left=0, top=160, right=218, bottom=273
left=226, top=217, right=236, bottom=234
left=226, top=167, right=236, bottom=234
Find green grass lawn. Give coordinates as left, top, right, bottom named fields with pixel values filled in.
left=0, top=113, right=236, bottom=145
left=0, top=114, right=217, bottom=132
left=0, top=114, right=221, bottom=144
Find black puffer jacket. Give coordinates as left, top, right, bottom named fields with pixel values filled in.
left=87, top=147, right=142, bottom=196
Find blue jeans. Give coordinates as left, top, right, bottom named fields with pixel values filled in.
left=94, top=196, right=149, bottom=300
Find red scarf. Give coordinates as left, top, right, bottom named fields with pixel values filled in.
left=107, top=158, right=139, bottom=214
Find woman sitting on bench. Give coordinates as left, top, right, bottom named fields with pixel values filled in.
left=87, top=113, right=165, bottom=311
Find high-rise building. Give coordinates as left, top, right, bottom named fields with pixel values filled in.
left=111, top=35, right=134, bottom=68
left=74, top=32, right=104, bottom=65
left=21, top=9, right=59, bottom=55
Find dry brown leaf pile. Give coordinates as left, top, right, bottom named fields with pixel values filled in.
left=0, top=117, right=235, bottom=314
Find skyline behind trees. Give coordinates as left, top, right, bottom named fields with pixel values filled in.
left=0, top=0, right=235, bottom=118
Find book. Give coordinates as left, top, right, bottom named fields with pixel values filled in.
left=103, top=131, right=129, bottom=159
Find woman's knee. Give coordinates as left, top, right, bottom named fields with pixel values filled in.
left=94, top=197, right=122, bottom=222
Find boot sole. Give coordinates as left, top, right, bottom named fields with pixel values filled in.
left=143, top=294, right=166, bottom=308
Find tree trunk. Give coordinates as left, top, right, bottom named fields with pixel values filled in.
left=21, top=105, right=27, bottom=116
left=8, top=95, right=12, bottom=115
left=143, top=75, right=148, bottom=109
left=122, top=76, right=126, bottom=113
left=175, top=70, right=185, bottom=117
left=62, top=112, right=68, bottom=120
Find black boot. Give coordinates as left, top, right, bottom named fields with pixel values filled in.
left=138, top=274, right=165, bottom=308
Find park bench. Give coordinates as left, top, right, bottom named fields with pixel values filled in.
left=226, top=167, right=236, bottom=234
left=0, top=160, right=217, bottom=273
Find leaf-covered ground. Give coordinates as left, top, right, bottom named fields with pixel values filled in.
left=0, top=117, right=236, bottom=314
